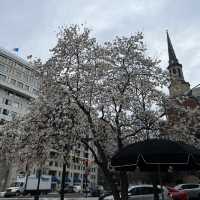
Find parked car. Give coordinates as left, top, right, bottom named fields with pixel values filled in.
left=101, top=185, right=172, bottom=200
left=90, top=187, right=104, bottom=197
left=98, top=191, right=112, bottom=200
left=175, top=183, right=200, bottom=199
left=63, top=185, right=75, bottom=193
left=73, top=185, right=81, bottom=193
left=0, top=187, right=21, bottom=197
left=167, top=187, right=188, bottom=200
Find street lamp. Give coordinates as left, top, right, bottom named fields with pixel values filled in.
left=60, top=144, right=69, bottom=200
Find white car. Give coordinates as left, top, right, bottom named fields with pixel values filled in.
left=103, top=184, right=172, bottom=200
left=73, top=185, right=82, bottom=193
left=175, top=183, right=200, bottom=199
left=0, top=187, right=20, bottom=197
left=0, top=191, right=6, bottom=197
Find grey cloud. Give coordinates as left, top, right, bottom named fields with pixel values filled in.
left=0, top=0, right=200, bottom=85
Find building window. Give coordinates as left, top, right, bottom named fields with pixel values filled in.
left=10, top=111, right=17, bottom=120
left=48, top=170, right=56, bottom=176
left=15, top=70, right=22, bottom=79
left=11, top=79, right=16, bottom=85
left=24, top=85, right=30, bottom=91
left=33, top=89, right=39, bottom=95
left=0, top=64, right=8, bottom=73
left=178, top=68, right=181, bottom=77
left=50, top=151, right=58, bottom=159
left=49, top=161, right=53, bottom=166
left=12, top=101, right=20, bottom=108
left=75, top=150, right=80, bottom=156
left=55, top=162, right=58, bottom=167
left=173, top=69, right=176, bottom=74
left=2, top=109, right=9, bottom=115
left=84, top=153, right=89, bottom=158
left=0, top=74, right=6, bottom=81
left=17, top=81, right=23, bottom=89
left=23, top=73, right=29, bottom=82
left=5, top=99, right=12, bottom=106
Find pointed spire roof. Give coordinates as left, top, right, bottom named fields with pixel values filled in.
left=166, top=30, right=179, bottom=66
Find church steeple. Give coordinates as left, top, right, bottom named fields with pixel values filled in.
left=167, top=30, right=179, bottom=66
left=166, top=31, right=190, bottom=97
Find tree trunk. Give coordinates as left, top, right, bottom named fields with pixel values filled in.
left=101, top=165, right=121, bottom=200
left=60, top=162, right=67, bottom=200
left=120, top=171, right=128, bottom=200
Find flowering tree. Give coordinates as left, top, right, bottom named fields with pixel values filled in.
left=161, top=95, right=200, bottom=147
left=1, top=25, right=168, bottom=200
left=0, top=60, right=81, bottom=200
left=49, top=25, right=168, bottom=200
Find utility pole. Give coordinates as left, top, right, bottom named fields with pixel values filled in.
left=60, top=144, right=68, bottom=200
left=60, top=162, right=66, bottom=200
left=34, top=168, right=41, bottom=200
left=24, top=162, right=30, bottom=195
left=84, top=163, right=90, bottom=198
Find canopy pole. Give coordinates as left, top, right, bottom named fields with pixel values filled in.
left=158, top=165, right=164, bottom=200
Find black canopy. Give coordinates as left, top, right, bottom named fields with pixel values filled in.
left=111, top=139, right=200, bottom=171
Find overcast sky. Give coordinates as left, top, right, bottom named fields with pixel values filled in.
left=0, top=0, right=200, bottom=87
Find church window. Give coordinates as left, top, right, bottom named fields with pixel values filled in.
left=173, top=69, right=176, bottom=74
left=178, top=68, right=181, bottom=77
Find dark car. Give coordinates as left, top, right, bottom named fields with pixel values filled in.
left=90, top=188, right=104, bottom=197
left=2, top=188, right=20, bottom=197
left=98, top=191, right=112, bottom=200
left=59, top=185, right=75, bottom=193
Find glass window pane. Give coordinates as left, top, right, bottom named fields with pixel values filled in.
left=0, top=74, right=6, bottom=81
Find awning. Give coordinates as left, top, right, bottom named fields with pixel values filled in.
left=65, top=176, right=71, bottom=183
left=51, top=176, right=60, bottom=184
left=73, top=176, right=81, bottom=183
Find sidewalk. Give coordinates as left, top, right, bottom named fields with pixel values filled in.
left=0, top=198, right=98, bottom=200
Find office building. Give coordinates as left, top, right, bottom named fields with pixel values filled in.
left=0, top=47, right=98, bottom=191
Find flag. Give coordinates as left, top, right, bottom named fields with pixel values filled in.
left=13, top=48, right=19, bottom=52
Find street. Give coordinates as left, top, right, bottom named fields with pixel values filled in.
left=0, top=197, right=98, bottom=200
left=0, top=193, right=98, bottom=200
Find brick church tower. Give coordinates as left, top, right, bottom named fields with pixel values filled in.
left=164, top=31, right=200, bottom=130
left=167, top=31, right=190, bottom=97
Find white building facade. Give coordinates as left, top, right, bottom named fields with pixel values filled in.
left=0, top=48, right=40, bottom=121
left=0, top=47, right=40, bottom=190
